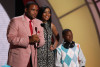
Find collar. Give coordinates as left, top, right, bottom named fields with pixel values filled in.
left=24, top=14, right=36, bottom=22
left=63, top=41, right=75, bottom=49
left=24, top=15, right=31, bottom=22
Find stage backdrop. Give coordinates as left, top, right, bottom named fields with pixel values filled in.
left=0, top=0, right=15, bottom=66
left=47, top=0, right=100, bottom=67
left=0, top=0, right=100, bottom=67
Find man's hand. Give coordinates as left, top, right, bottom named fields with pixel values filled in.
left=29, top=34, right=40, bottom=44
left=32, top=34, right=40, bottom=43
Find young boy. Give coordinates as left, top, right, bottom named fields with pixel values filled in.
left=56, top=29, right=86, bottom=67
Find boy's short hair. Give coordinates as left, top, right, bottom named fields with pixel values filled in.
left=62, top=29, right=71, bottom=36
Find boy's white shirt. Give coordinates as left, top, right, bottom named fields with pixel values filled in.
left=79, top=48, right=86, bottom=67
left=55, top=43, right=86, bottom=67
left=56, top=51, right=62, bottom=67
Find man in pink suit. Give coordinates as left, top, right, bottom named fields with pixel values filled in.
left=7, top=1, right=45, bottom=67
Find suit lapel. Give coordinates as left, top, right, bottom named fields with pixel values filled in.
left=21, top=15, right=31, bottom=36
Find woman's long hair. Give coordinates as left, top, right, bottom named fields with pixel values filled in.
left=37, top=6, right=52, bottom=27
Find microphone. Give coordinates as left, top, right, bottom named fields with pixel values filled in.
left=41, top=23, right=46, bottom=31
left=41, top=23, right=45, bottom=28
left=35, top=27, right=37, bottom=34
left=35, top=27, right=38, bottom=48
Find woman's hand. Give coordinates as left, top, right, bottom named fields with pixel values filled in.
left=50, top=45, right=56, bottom=51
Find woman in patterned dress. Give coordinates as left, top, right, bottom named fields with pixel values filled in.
left=37, top=6, right=59, bottom=67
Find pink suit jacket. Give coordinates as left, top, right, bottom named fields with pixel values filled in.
left=7, top=15, right=45, bottom=67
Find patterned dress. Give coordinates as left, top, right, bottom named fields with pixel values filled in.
left=37, top=22, right=55, bottom=67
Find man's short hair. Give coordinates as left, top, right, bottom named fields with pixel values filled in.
left=25, top=1, right=39, bottom=9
